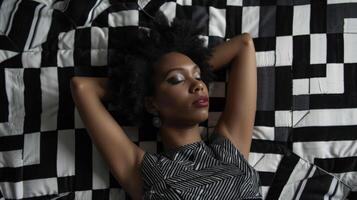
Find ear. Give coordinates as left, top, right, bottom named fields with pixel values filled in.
left=144, top=96, right=158, bottom=114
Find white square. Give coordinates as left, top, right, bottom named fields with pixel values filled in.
left=209, top=7, right=226, bottom=37
left=23, top=132, right=41, bottom=165
left=328, top=0, right=357, bottom=4
left=22, top=50, right=41, bottom=68
left=4, top=68, right=25, bottom=136
left=159, top=2, right=177, bottom=25
left=344, top=18, right=357, bottom=33
left=275, top=110, right=292, bottom=127
left=198, top=35, right=209, bottom=48
left=40, top=67, right=59, bottom=132
left=227, top=0, right=243, bottom=6
left=75, top=191, right=92, bottom=199
left=57, top=129, right=75, bottom=177
left=92, top=144, right=110, bottom=189
left=58, top=30, right=75, bottom=67
left=57, top=50, right=74, bottom=67
left=242, top=6, right=260, bottom=38
left=310, top=64, right=344, bottom=94
left=91, top=27, right=108, bottom=49
left=344, top=33, right=357, bottom=63
left=275, top=36, right=293, bottom=66
left=293, top=5, right=310, bottom=35
left=23, top=178, right=58, bottom=198
left=0, top=50, right=18, bottom=64
left=108, top=10, right=138, bottom=27
left=91, top=27, right=108, bottom=66
left=310, top=34, right=327, bottom=64
left=138, top=0, right=151, bottom=8
left=256, top=51, right=276, bottom=67
left=293, top=78, right=309, bottom=95
left=58, top=30, right=75, bottom=49
left=176, top=0, right=192, bottom=6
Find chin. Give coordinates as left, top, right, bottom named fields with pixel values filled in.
left=198, top=113, right=209, bottom=122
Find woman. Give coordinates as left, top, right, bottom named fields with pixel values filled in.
left=70, top=11, right=260, bottom=200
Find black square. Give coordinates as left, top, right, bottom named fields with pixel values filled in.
left=138, top=0, right=166, bottom=28
left=75, top=129, right=93, bottom=190
left=23, top=68, right=41, bottom=134
left=74, top=28, right=91, bottom=67
left=327, top=33, right=344, bottom=63
left=225, top=6, right=242, bottom=38
left=275, top=66, right=292, bottom=110
left=0, top=68, right=8, bottom=123
left=41, top=50, right=58, bottom=67
left=255, top=110, right=275, bottom=127
left=108, top=26, right=139, bottom=50
left=276, top=5, right=293, bottom=36
left=58, top=176, right=75, bottom=193
left=259, top=6, right=276, bottom=37
left=260, top=0, right=278, bottom=6
left=208, top=36, right=225, bottom=49
left=293, top=35, right=310, bottom=69
left=176, top=5, right=209, bottom=35
left=209, top=0, right=227, bottom=8
left=57, top=68, right=75, bottom=130
left=192, top=0, right=209, bottom=7
left=310, top=0, right=326, bottom=34
left=92, top=189, right=110, bottom=200
left=243, top=0, right=260, bottom=6
left=253, top=37, right=276, bottom=51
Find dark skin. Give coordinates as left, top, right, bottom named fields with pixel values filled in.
left=70, top=32, right=256, bottom=200
left=144, top=51, right=208, bottom=152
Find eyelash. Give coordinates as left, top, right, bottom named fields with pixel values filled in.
left=169, top=76, right=201, bottom=84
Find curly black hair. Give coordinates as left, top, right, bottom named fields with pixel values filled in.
left=106, top=11, right=218, bottom=127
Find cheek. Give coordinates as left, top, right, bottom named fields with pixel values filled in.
left=156, top=88, right=189, bottom=111
left=157, top=90, right=182, bottom=107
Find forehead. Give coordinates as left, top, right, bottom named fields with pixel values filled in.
left=155, top=52, right=198, bottom=75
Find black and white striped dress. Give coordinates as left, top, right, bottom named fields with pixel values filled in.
left=140, top=133, right=263, bottom=200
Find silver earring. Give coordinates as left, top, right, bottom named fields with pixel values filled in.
left=152, top=112, right=162, bottom=128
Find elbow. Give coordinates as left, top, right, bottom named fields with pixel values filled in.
left=70, top=77, right=88, bottom=100
left=70, top=77, right=86, bottom=92
left=241, top=32, right=254, bottom=46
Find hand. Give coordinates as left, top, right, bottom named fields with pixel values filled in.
left=70, top=76, right=109, bottom=100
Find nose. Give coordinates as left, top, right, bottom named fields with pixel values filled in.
left=190, top=79, right=204, bottom=93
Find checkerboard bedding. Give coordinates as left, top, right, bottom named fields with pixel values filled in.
left=0, top=0, right=356, bottom=199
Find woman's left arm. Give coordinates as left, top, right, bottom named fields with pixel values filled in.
left=208, top=33, right=257, bottom=160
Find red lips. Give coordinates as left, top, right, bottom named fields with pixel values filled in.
left=193, top=96, right=209, bottom=107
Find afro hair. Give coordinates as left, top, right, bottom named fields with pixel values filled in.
left=106, top=10, right=218, bottom=127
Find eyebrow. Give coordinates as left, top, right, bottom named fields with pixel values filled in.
left=164, top=65, right=200, bottom=79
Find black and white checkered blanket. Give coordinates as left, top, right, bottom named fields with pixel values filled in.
left=0, top=0, right=356, bottom=199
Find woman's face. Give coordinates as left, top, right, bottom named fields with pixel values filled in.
left=145, top=51, right=209, bottom=127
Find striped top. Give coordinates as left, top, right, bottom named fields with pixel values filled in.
left=140, top=134, right=262, bottom=200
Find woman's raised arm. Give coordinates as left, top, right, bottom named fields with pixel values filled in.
left=208, top=33, right=257, bottom=160
left=70, top=77, right=109, bottom=100
left=70, top=76, right=145, bottom=200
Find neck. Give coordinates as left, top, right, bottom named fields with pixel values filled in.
left=158, top=124, right=204, bottom=152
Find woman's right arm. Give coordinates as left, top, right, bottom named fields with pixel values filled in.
left=70, top=76, right=145, bottom=200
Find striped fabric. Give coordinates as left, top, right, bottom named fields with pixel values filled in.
left=141, top=133, right=262, bottom=200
